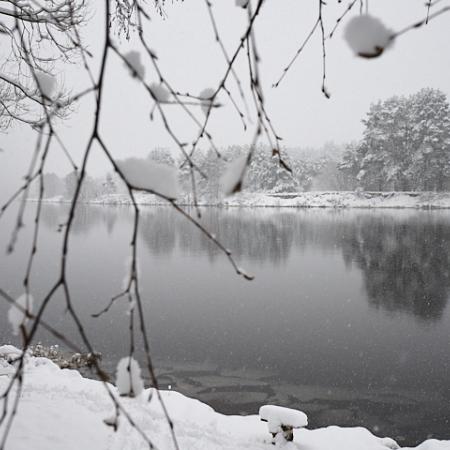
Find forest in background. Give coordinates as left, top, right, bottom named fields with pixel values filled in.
left=37, top=88, right=450, bottom=202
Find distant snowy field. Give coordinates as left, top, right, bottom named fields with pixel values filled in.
left=37, top=191, right=450, bottom=209
left=0, top=349, right=449, bottom=450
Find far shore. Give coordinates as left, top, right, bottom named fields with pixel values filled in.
left=30, top=191, right=450, bottom=209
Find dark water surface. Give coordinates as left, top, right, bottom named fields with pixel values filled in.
left=1, top=204, right=449, bottom=446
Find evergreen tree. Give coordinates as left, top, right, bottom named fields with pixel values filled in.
left=339, top=88, right=450, bottom=191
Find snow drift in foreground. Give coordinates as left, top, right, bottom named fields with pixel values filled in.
left=0, top=347, right=448, bottom=450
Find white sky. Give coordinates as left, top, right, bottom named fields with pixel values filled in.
left=1, top=0, right=450, bottom=199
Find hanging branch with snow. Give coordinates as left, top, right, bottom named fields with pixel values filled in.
left=1, top=1, right=450, bottom=449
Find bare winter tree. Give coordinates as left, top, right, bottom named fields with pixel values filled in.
left=1, top=0, right=450, bottom=448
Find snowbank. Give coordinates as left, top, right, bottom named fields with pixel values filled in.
left=0, top=350, right=448, bottom=450
left=32, top=191, right=450, bottom=209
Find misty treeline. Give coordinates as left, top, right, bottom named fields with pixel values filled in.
left=38, top=87, right=450, bottom=202
left=37, top=145, right=329, bottom=202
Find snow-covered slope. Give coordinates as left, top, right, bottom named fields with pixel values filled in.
left=0, top=350, right=448, bottom=450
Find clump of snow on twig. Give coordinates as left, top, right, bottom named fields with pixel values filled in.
left=116, top=357, right=144, bottom=397
left=35, top=72, right=57, bottom=100
left=8, top=293, right=33, bottom=336
left=199, top=87, right=216, bottom=115
left=117, top=157, right=179, bottom=199
left=344, top=15, right=393, bottom=58
left=236, top=0, right=249, bottom=7
left=124, top=50, right=146, bottom=79
left=220, top=154, right=248, bottom=196
left=150, top=82, right=170, bottom=102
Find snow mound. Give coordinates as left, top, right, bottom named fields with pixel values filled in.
left=35, top=72, right=56, bottom=99
left=124, top=51, right=146, bottom=79
left=149, top=82, right=170, bottom=102
left=116, top=357, right=144, bottom=397
left=221, top=154, right=248, bottom=196
left=117, top=157, right=179, bottom=199
left=344, top=15, right=392, bottom=58
left=0, top=345, right=23, bottom=360
left=8, top=293, right=33, bottom=336
left=259, top=405, right=308, bottom=433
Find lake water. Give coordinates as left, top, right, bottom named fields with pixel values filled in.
left=1, top=204, right=449, bottom=446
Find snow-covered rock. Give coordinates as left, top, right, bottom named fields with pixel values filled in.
left=259, top=405, right=308, bottom=433
left=8, top=293, right=33, bottom=336
left=0, top=345, right=23, bottom=360
left=124, top=51, right=146, bottom=79
left=150, top=82, right=170, bottom=102
left=117, top=157, right=179, bottom=199
left=116, top=357, right=144, bottom=397
left=344, top=15, right=392, bottom=58
left=0, top=345, right=23, bottom=374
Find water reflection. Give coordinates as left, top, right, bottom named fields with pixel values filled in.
left=39, top=205, right=450, bottom=322
left=140, top=209, right=176, bottom=256
left=340, top=216, right=450, bottom=321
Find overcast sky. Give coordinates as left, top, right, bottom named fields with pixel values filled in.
left=1, top=0, right=450, bottom=199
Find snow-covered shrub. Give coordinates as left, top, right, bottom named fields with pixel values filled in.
left=116, top=357, right=144, bottom=397
left=344, top=15, right=392, bottom=58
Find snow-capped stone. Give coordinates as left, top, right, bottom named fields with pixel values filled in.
left=124, top=50, right=146, bottom=79
left=259, top=405, right=308, bottom=434
left=221, top=154, right=248, bottom=195
left=150, top=82, right=170, bottom=102
left=236, top=0, right=249, bottom=8
left=117, top=157, right=179, bottom=199
left=115, top=357, right=144, bottom=397
left=199, top=87, right=216, bottom=115
left=0, top=345, right=23, bottom=362
left=35, top=72, right=56, bottom=99
left=8, top=293, right=33, bottom=336
left=344, top=15, right=392, bottom=58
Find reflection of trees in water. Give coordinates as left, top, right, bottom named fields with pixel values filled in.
left=139, top=209, right=176, bottom=256
left=41, top=204, right=64, bottom=231
left=339, top=215, right=450, bottom=321
left=41, top=205, right=450, bottom=321
left=174, top=209, right=294, bottom=264
left=41, top=204, right=120, bottom=235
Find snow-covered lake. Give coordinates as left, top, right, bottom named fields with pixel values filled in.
left=1, top=205, right=449, bottom=446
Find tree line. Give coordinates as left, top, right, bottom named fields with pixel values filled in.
left=339, top=88, right=450, bottom=192
left=39, top=88, right=450, bottom=200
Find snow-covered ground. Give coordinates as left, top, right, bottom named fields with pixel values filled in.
left=0, top=348, right=448, bottom=450
left=36, top=191, right=450, bottom=209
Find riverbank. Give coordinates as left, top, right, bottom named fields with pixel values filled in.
left=0, top=348, right=448, bottom=450
left=36, top=191, right=450, bottom=209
